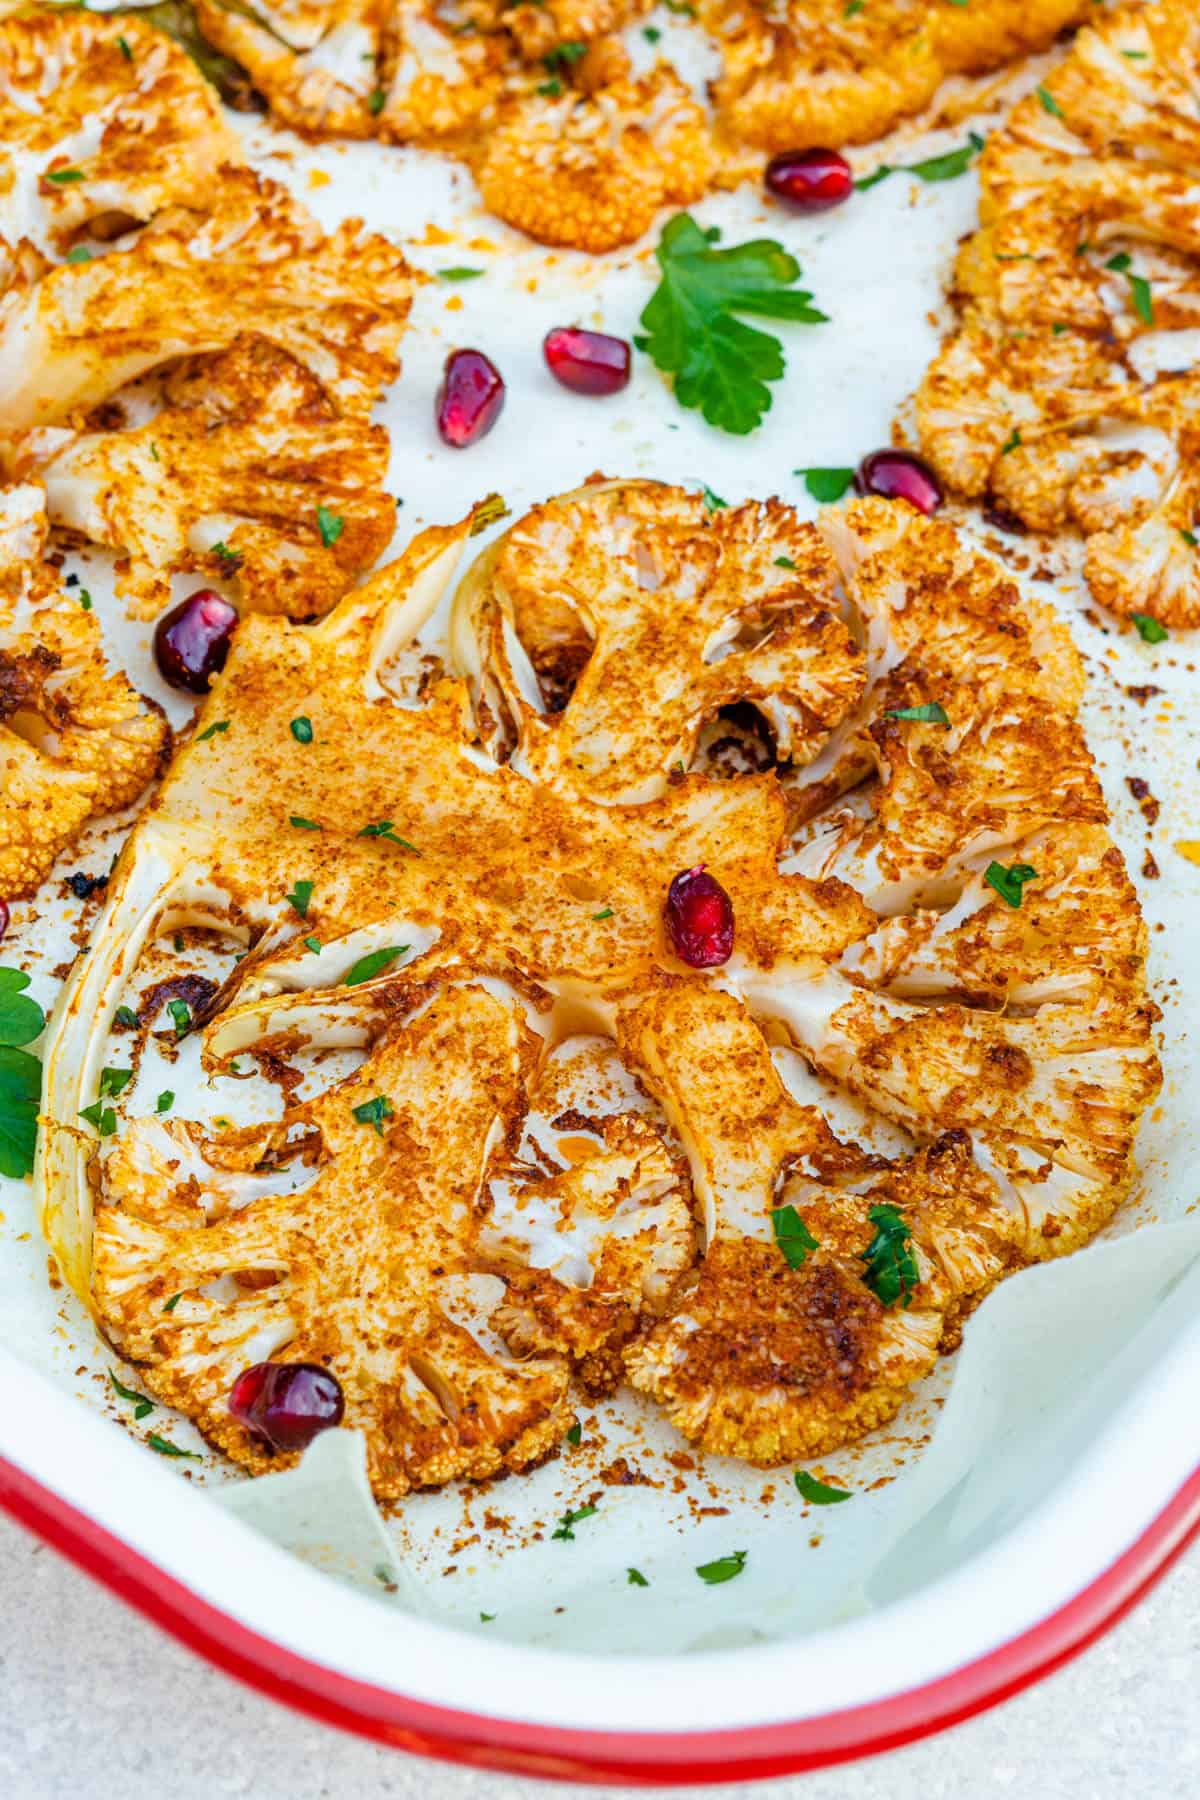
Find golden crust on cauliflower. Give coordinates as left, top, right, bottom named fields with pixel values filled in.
left=0, top=10, right=244, bottom=256
left=471, top=71, right=712, bottom=254
left=193, top=0, right=383, bottom=138
left=0, top=483, right=167, bottom=897
left=38, top=485, right=1159, bottom=1488
left=915, top=0, right=1200, bottom=625
left=92, top=984, right=574, bottom=1494
left=27, top=339, right=396, bottom=619
left=0, top=168, right=412, bottom=439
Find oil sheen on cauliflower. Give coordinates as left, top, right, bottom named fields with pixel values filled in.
left=915, top=0, right=1200, bottom=626
left=38, top=485, right=1159, bottom=1487
left=0, top=483, right=167, bottom=897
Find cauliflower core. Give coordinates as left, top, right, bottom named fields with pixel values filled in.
left=0, top=483, right=166, bottom=896
left=915, top=0, right=1200, bottom=625
left=39, top=483, right=1158, bottom=1487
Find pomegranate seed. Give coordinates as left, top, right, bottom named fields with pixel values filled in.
left=229, top=1360, right=345, bottom=1453
left=543, top=327, right=631, bottom=397
left=0, top=899, right=9, bottom=942
left=153, top=590, right=237, bottom=693
left=854, top=449, right=943, bottom=516
left=765, top=148, right=853, bottom=214
left=664, top=865, right=735, bottom=969
left=436, top=349, right=505, bottom=448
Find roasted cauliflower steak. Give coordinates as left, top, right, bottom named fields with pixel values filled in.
left=0, top=482, right=167, bottom=897
left=915, top=0, right=1200, bottom=626
left=38, top=482, right=1159, bottom=1487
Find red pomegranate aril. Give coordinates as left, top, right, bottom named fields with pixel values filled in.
left=664, top=864, right=735, bottom=969
left=229, top=1360, right=345, bottom=1453
left=854, top=449, right=943, bottom=516
left=765, top=147, right=853, bottom=214
left=0, top=899, right=9, bottom=943
left=543, top=327, right=631, bottom=397
left=437, top=348, right=505, bottom=448
left=153, top=590, right=238, bottom=694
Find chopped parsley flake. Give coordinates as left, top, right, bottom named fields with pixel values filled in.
left=289, top=815, right=322, bottom=831
left=358, top=821, right=421, bottom=854
left=592, top=907, right=614, bottom=921
left=552, top=1503, right=598, bottom=1541
left=343, top=945, right=409, bottom=986
left=114, top=1005, right=140, bottom=1030
left=303, top=935, right=322, bottom=954
left=480, top=1611, right=496, bottom=1622
left=290, top=716, right=314, bottom=744
left=438, top=266, right=485, bottom=281
left=696, top=1549, right=747, bottom=1584
left=566, top=1421, right=583, bottom=1445
left=368, top=86, right=386, bottom=114
left=1131, top=612, right=1168, bottom=644
left=78, top=588, right=93, bottom=612
left=700, top=484, right=727, bottom=512
left=771, top=1204, right=819, bottom=1270
left=774, top=556, right=797, bottom=570
left=643, top=24, right=661, bottom=40
left=352, top=1093, right=394, bottom=1135
left=316, top=504, right=345, bottom=548
left=1000, top=427, right=1021, bottom=455
left=286, top=878, right=314, bottom=918
left=196, top=719, right=229, bottom=742
left=147, top=1433, right=200, bottom=1459
left=167, top=998, right=192, bottom=1037
left=66, top=245, right=92, bottom=263
left=109, top=1369, right=154, bottom=1420
left=984, top=859, right=1039, bottom=908
left=885, top=702, right=950, bottom=725
left=639, top=213, right=827, bottom=435
left=627, top=1567, right=650, bottom=1586
left=1036, top=85, right=1063, bottom=116
left=98, top=1066, right=133, bottom=1099
left=844, top=0, right=864, bottom=14
left=156, top=1090, right=174, bottom=1114
left=163, top=1292, right=181, bottom=1312
left=794, top=1469, right=851, bottom=1505
left=46, top=167, right=86, bottom=184
left=861, top=1204, right=919, bottom=1309
left=856, top=132, right=983, bottom=191
left=212, top=541, right=243, bottom=568
left=117, top=33, right=133, bottom=58
left=1181, top=529, right=1198, bottom=549
left=79, top=1101, right=117, bottom=1136
left=543, top=38, right=587, bottom=69
left=797, top=466, right=855, bottom=503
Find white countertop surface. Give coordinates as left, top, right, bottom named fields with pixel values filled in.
left=1, top=1508, right=1197, bottom=1800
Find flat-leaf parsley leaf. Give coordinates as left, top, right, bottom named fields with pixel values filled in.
left=696, top=1549, right=747, bottom=1584
left=771, top=1204, right=819, bottom=1270
left=794, top=1469, right=851, bottom=1505
left=639, top=213, right=827, bottom=435
left=984, top=860, right=1038, bottom=908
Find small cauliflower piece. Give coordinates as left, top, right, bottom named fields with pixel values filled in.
left=485, top=1111, right=695, bottom=1389
left=92, top=985, right=574, bottom=1496
left=0, top=483, right=166, bottom=897
left=451, top=479, right=865, bottom=805
left=31, top=339, right=396, bottom=619
left=0, top=10, right=244, bottom=257
left=377, top=0, right=508, bottom=143
left=913, top=0, right=1200, bottom=624
left=0, top=168, right=412, bottom=438
left=194, top=0, right=382, bottom=138
left=471, top=71, right=712, bottom=254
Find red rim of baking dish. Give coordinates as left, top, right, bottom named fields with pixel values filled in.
left=1, top=1453, right=1198, bottom=1784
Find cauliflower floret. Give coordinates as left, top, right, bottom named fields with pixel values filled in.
left=707, top=0, right=941, bottom=155
left=451, top=479, right=865, bottom=805
left=471, top=71, right=712, bottom=253
left=0, top=168, right=412, bottom=438
left=485, top=1111, right=696, bottom=1388
left=29, top=339, right=396, bottom=619
left=0, top=483, right=167, bottom=897
left=930, top=0, right=1090, bottom=79
left=616, top=984, right=1020, bottom=1462
left=0, top=11, right=244, bottom=257
left=501, top=0, right=648, bottom=63
left=913, top=0, right=1200, bottom=624
left=376, top=0, right=508, bottom=143
left=194, top=0, right=382, bottom=137
left=755, top=971, right=1161, bottom=1258
left=91, top=984, right=574, bottom=1495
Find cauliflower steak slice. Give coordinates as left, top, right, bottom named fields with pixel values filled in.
left=0, top=482, right=167, bottom=896
left=92, top=983, right=573, bottom=1493
left=913, top=0, right=1200, bottom=625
